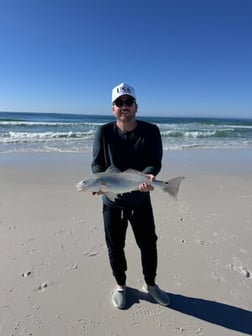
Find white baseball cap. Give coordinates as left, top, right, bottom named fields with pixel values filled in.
left=112, top=83, right=136, bottom=103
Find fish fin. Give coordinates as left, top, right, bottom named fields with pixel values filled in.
left=123, top=168, right=146, bottom=176
left=105, top=192, right=119, bottom=201
left=105, top=166, right=121, bottom=173
left=161, top=176, right=185, bottom=200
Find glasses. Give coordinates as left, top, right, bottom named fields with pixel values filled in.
left=113, top=98, right=135, bottom=107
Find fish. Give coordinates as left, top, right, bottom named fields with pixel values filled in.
left=76, top=168, right=185, bottom=201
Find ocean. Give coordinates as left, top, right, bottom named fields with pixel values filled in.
left=0, top=111, right=252, bottom=154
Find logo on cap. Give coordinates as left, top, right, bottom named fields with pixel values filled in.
left=117, top=86, right=131, bottom=94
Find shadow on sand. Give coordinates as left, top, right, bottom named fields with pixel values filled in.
left=125, top=288, right=252, bottom=335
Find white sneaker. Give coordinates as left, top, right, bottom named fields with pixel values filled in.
left=112, top=287, right=126, bottom=309
left=143, top=284, right=170, bottom=306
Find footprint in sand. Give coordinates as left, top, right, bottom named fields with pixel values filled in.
left=195, top=239, right=205, bottom=245
left=38, top=282, right=48, bottom=291
left=66, top=263, right=78, bottom=270
left=22, top=271, right=32, bottom=278
left=229, top=257, right=252, bottom=279
left=211, top=271, right=226, bottom=283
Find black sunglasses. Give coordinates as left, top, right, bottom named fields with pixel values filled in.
left=113, top=98, right=135, bottom=107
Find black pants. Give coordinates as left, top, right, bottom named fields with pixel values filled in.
left=102, top=196, right=158, bottom=286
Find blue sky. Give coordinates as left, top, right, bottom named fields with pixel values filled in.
left=0, top=0, right=251, bottom=118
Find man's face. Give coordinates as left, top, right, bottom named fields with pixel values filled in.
left=112, top=95, right=138, bottom=122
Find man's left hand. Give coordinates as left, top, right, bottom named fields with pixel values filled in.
left=139, top=174, right=155, bottom=192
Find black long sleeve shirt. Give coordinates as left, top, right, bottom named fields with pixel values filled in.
left=91, top=120, right=163, bottom=208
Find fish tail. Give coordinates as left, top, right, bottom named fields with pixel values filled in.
left=161, top=176, right=185, bottom=200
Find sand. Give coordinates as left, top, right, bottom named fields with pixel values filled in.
left=0, top=150, right=251, bottom=336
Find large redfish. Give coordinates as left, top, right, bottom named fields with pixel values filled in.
left=76, top=168, right=185, bottom=201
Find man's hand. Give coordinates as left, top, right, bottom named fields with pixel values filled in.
left=139, top=174, right=155, bottom=192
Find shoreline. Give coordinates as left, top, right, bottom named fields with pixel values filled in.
left=1, top=113, right=252, bottom=154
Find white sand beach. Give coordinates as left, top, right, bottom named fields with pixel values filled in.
left=0, top=150, right=251, bottom=335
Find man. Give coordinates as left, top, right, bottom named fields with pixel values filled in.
left=91, top=83, right=170, bottom=309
